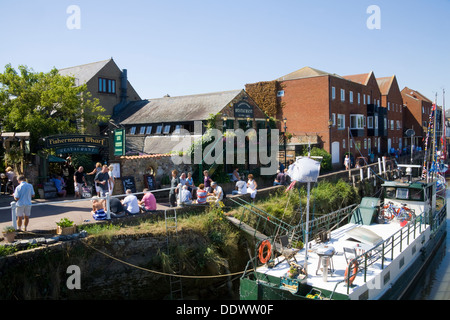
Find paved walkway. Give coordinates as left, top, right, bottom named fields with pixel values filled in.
left=0, top=193, right=171, bottom=234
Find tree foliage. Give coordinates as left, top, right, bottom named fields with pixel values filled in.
left=0, top=64, right=108, bottom=151
left=302, top=147, right=332, bottom=173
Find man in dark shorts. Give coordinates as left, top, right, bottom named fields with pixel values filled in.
left=73, top=166, right=87, bottom=198
left=94, top=165, right=111, bottom=205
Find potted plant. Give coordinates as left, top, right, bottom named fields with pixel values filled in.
left=56, top=218, right=76, bottom=235
left=288, top=265, right=299, bottom=279
left=2, top=226, right=16, bottom=243
left=292, top=240, right=304, bottom=250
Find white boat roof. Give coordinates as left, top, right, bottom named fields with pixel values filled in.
left=255, top=217, right=425, bottom=299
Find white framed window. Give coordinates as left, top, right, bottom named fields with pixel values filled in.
left=340, top=89, right=345, bottom=102
left=388, top=102, right=390, bottom=111
left=332, top=113, right=336, bottom=126
left=145, top=126, right=152, bottom=134
left=337, top=114, right=345, bottom=129
left=156, top=125, right=163, bottom=134
left=130, top=126, right=136, bottom=135
left=163, top=125, right=171, bottom=134
left=343, top=139, right=346, bottom=149
left=396, top=120, right=401, bottom=130
left=332, top=87, right=336, bottom=100
left=375, top=116, right=378, bottom=129
left=277, top=90, right=285, bottom=97
left=368, top=95, right=371, bottom=104
left=390, top=120, right=394, bottom=130
left=350, top=114, right=364, bottom=129
left=358, top=93, right=361, bottom=105
left=139, top=126, right=146, bottom=135
left=349, top=91, right=353, bottom=103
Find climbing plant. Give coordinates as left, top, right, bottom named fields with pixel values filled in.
left=245, top=81, right=284, bottom=118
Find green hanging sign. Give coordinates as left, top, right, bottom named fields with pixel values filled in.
left=114, top=129, right=126, bottom=156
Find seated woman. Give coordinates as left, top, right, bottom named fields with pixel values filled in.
left=196, top=184, right=207, bottom=204
left=91, top=196, right=107, bottom=220
left=186, top=172, right=196, bottom=195
left=247, top=174, right=257, bottom=200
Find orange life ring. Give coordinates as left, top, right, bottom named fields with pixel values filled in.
left=344, top=259, right=359, bottom=286
left=258, top=240, right=272, bottom=264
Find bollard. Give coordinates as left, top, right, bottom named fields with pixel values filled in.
left=10, top=201, right=17, bottom=230
left=105, top=192, right=111, bottom=220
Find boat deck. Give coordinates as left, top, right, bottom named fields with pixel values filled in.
left=255, top=218, right=429, bottom=299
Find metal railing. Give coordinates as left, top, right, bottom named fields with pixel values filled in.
left=228, top=197, right=292, bottom=240
left=332, top=197, right=447, bottom=297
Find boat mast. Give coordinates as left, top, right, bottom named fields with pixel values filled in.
left=443, top=88, right=446, bottom=160
left=431, top=93, right=438, bottom=182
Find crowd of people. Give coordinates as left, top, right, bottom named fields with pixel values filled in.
left=3, top=161, right=264, bottom=227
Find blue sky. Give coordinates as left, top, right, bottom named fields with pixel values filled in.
left=0, top=0, right=449, bottom=104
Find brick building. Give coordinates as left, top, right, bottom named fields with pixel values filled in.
left=58, top=58, right=141, bottom=135
left=377, top=75, right=404, bottom=152
left=246, top=67, right=389, bottom=168
left=401, top=87, right=441, bottom=149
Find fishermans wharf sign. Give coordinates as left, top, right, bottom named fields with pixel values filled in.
left=44, top=135, right=108, bottom=153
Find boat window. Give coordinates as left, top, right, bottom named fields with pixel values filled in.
left=396, top=188, right=409, bottom=200
left=385, top=187, right=395, bottom=198
left=410, top=189, right=423, bottom=201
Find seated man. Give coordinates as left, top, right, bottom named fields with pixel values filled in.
left=179, top=185, right=192, bottom=205
left=121, top=189, right=140, bottom=215
left=139, top=188, right=157, bottom=212
left=91, top=196, right=107, bottom=220
left=232, top=179, right=247, bottom=195
left=52, top=175, right=67, bottom=197
left=109, top=196, right=126, bottom=218
left=207, top=182, right=223, bottom=204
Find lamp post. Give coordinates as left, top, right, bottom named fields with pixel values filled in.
left=223, top=114, right=228, bottom=174
left=283, top=117, right=287, bottom=168
left=266, top=117, right=271, bottom=159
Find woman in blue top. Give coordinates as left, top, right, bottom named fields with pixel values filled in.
left=203, top=170, right=212, bottom=193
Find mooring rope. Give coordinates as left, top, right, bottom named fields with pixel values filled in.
left=82, top=242, right=254, bottom=279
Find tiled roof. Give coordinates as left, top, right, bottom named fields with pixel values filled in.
left=343, top=72, right=372, bottom=85
left=277, top=66, right=341, bottom=81
left=376, top=76, right=394, bottom=95
left=119, top=154, right=172, bottom=160
left=58, top=59, right=112, bottom=85
left=115, top=89, right=243, bottom=125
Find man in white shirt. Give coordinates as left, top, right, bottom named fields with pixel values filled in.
left=121, top=189, right=140, bottom=215
left=13, top=175, right=35, bottom=231
left=180, top=185, right=192, bottom=205
left=207, top=182, right=223, bottom=204
left=232, top=180, right=247, bottom=195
